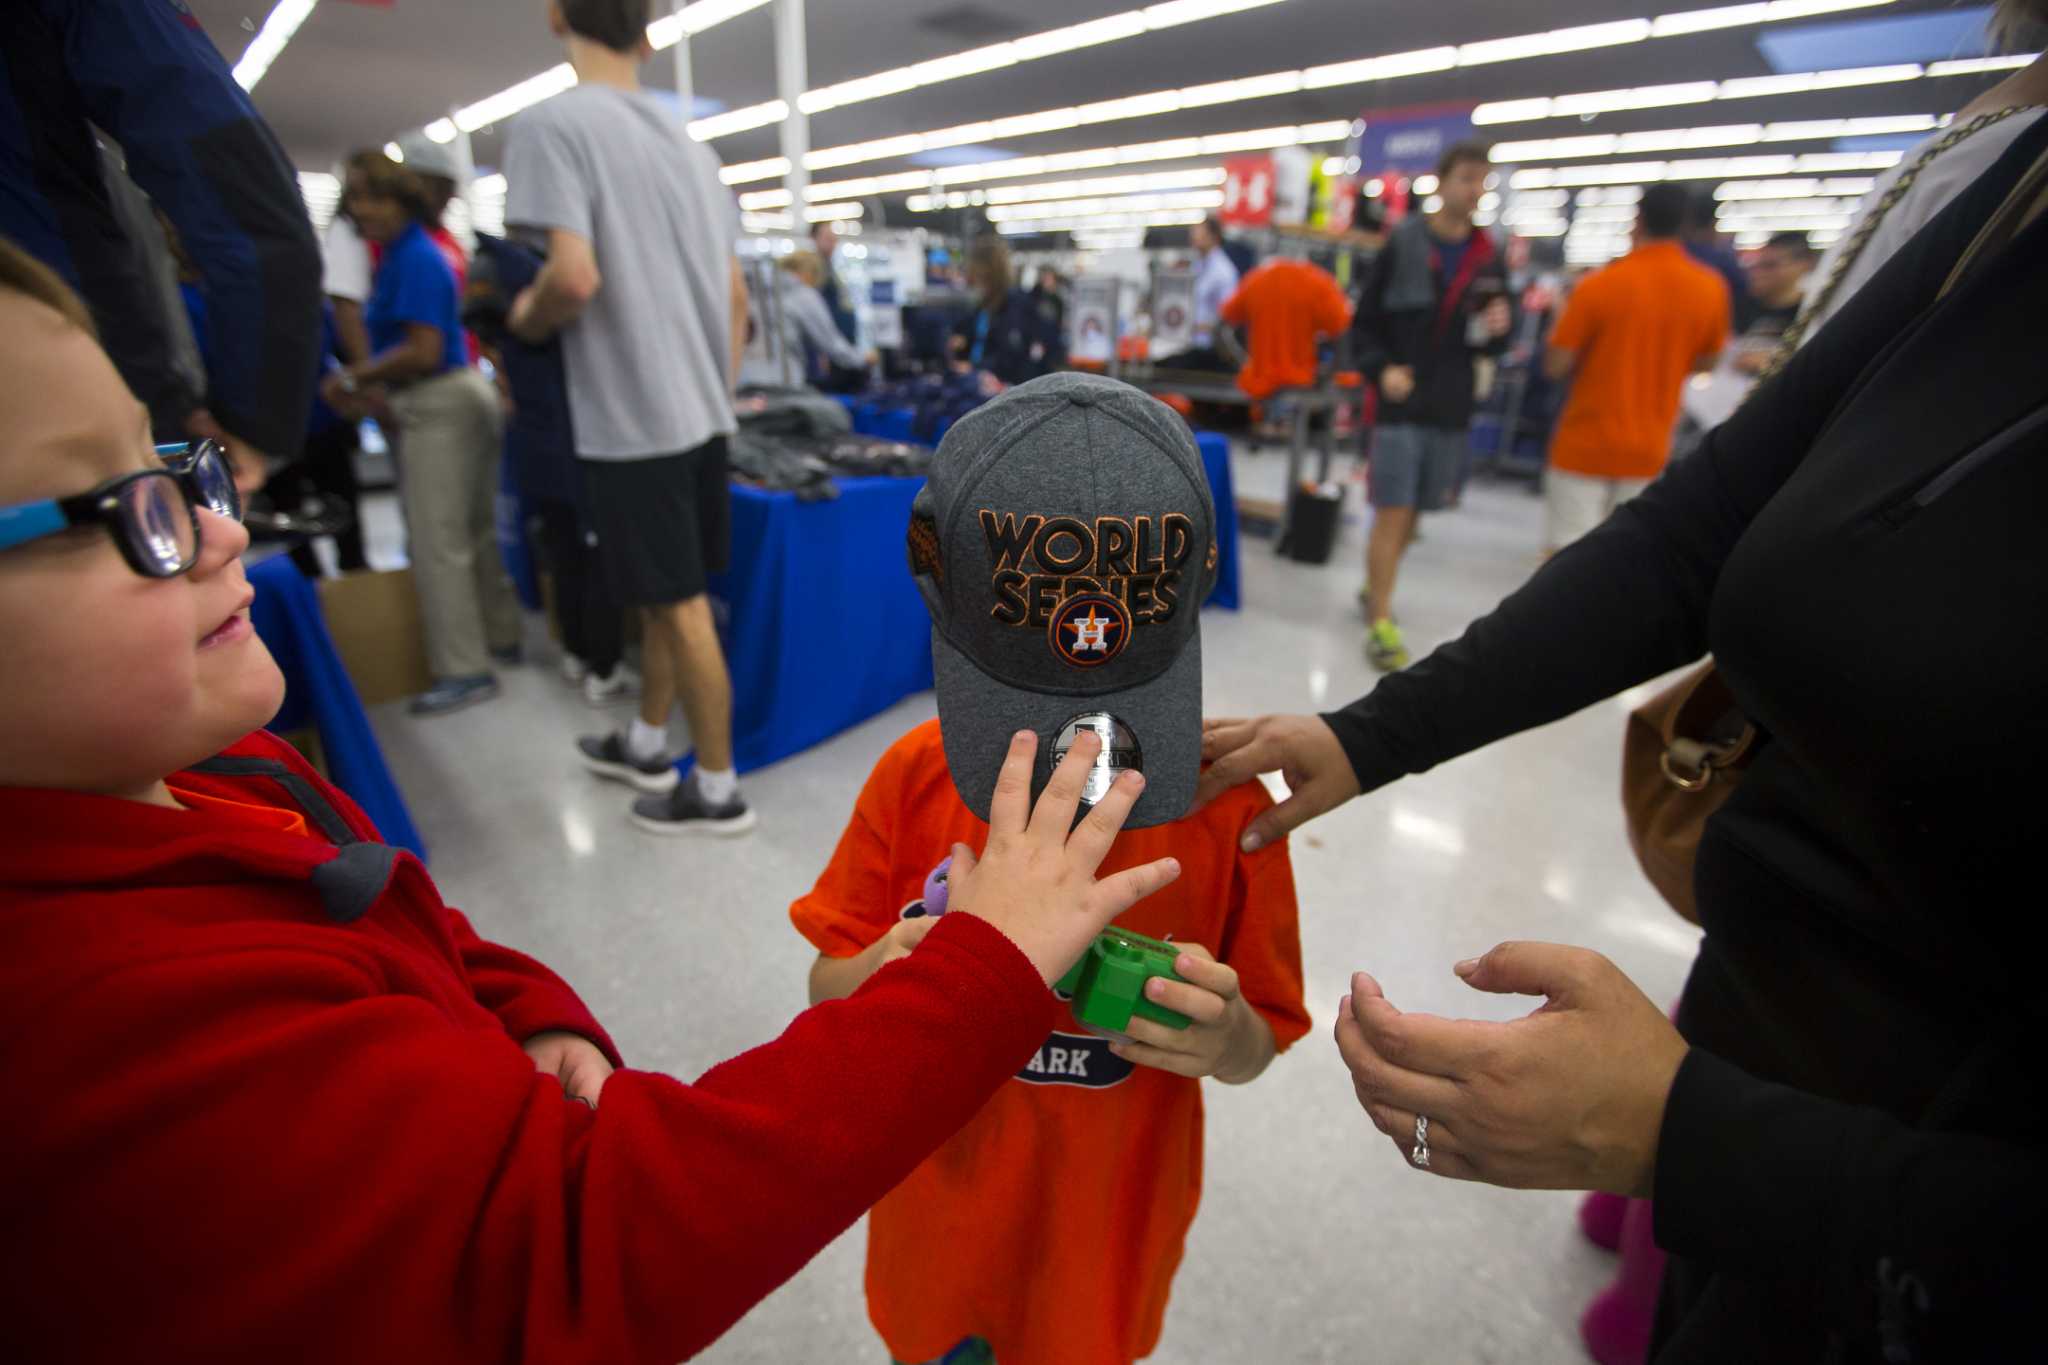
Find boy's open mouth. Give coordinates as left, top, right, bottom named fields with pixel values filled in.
left=199, top=595, right=256, bottom=650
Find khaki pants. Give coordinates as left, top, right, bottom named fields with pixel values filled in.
left=391, top=368, right=521, bottom=680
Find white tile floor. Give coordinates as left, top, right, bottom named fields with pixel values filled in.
left=361, top=445, right=1699, bottom=1364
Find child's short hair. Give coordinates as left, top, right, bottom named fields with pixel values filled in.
left=560, top=0, right=650, bottom=53
left=0, top=238, right=96, bottom=337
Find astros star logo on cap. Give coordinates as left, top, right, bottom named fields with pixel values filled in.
left=1049, top=594, right=1130, bottom=667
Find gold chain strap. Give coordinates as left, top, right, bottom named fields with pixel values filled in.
left=1755, top=105, right=2037, bottom=382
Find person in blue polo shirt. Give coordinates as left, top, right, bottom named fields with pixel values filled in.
left=321, top=153, right=520, bottom=716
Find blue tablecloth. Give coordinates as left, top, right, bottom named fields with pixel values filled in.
left=710, top=476, right=935, bottom=773
left=1195, top=430, right=1241, bottom=611
left=248, top=555, right=428, bottom=860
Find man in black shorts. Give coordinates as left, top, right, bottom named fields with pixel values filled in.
left=505, top=0, right=755, bottom=835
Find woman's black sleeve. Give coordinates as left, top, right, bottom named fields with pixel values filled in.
left=1318, top=117, right=2048, bottom=795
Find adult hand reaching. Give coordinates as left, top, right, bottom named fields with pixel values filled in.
left=1194, top=715, right=1361, bottom=851
left=946, top=729, right=1182, bottom=986
left=1334, top=943, right=1689, bottom=1198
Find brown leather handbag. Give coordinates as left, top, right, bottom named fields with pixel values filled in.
left=1621, top=663, right=1756, bottom=924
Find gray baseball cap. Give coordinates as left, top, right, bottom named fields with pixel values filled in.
left=908, top=371, right=1216, bottom=829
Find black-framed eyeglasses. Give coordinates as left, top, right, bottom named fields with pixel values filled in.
left=0, top=439, right=243, bottom=578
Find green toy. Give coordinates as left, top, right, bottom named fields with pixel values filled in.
left=1054, top=926, right=1192, bottom=1035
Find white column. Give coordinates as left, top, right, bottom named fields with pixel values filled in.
left=671, top=0, right=693, bottom=118
left=452, top=123, right=479, bottom=251
left=774, top=0, right=810, bottom=212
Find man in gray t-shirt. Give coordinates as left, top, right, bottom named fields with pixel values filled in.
left=505, top=0, right=756, bottom=837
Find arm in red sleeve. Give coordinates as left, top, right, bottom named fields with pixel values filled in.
left=448, top=906, right=625, bottom=1067
left=17, top=912, right=1052, bottom=1364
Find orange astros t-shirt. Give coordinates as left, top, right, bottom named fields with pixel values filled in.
left=1219, top=258, right=1353, bottom=400
left=1546, top=240, right=1730, bottom=480
left=790, top=719, right=1309, bottom=1365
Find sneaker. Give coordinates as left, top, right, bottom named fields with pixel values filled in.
left=560, top=654, right=589, bottom=685
left=577, top=732, right=680, bottom=794
left=583, top=663, right=641, bottom=707
left=409, top=674, right=500, bottom=716
left=491, top=643, right=525, bottom=668
left=629, top=775, right=756, bottom=837
left=1366, top=619, right=1410, bottom=672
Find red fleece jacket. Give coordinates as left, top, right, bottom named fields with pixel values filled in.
left=0, top=732, right=1054, bottom=1362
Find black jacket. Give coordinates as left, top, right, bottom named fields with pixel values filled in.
left=1324, top=114, right=2048, bottom=1363
left=951, top=288, right=1066, bottom=388
left=1350, top=215, right=1510, bottom=431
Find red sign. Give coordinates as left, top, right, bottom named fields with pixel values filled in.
left=1220, top=155, right=1275, bottom=227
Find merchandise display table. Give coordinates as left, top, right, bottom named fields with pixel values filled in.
left=247, top=554, right=428, bottom=860
left=712, top=476, right=935, bottom=773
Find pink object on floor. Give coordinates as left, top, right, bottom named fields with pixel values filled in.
left=1578, top=1191, right=1628, bottom=1252
left=1578, top=1197, right=1666, bottom=1365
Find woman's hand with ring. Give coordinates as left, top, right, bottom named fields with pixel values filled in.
left=1333, top=943, right=1690, bottom=1197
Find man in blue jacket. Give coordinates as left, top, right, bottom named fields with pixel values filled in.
left=0, top=0, right=321, bottom=486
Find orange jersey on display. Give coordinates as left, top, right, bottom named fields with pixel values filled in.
left=790, top=720, right=1310, bottom=1365
left=1546, top=241, right=1731, bottom=480
left=1219, top=258, right=1353, bottom=400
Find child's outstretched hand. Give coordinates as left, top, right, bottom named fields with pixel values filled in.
left=523, top=1030, right=615, bottom=1109
left=947, top=729, right=1182, bottom=987
left=1109, top=944, right=1276, bottom=1084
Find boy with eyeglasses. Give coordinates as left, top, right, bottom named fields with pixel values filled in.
left=0, top=239, right=1183, bottom=1363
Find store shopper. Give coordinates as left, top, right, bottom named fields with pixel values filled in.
left=0, top=0, right=321, bottom=491
left=1674, top=232, right=1816, bottom=451
left=739, top=251, right=870, bottom=390
left=1350, top=140, right=1513, bottom=672
left=1189, top=213, right=1240, bottom=349
left=1197, top=107, right=2048, bottom=1362
left=0, top=237, right=1184, bottom=1363
left=812, top=218, right=859, bottom=345
left=323, top=154, right=520, bottom=715
left=1217, top=252, right=1352, bottom=401
left=506, top=0, right=755, bottom=835
left=1680, top=192, right=1755, bottom=332
left=949, top=236, right=1066, bottom=388
left=1540, top=183, right=1728, bottom=552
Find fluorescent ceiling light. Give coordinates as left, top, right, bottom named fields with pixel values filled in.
left=1927, top=54, right=2038, bottom=76
left=1715, top=175, right=1876, bottom=198
left=383, top=141, right=404, bottom=162
left=691, top=100, right=790, bottom=141
left=721, top=156, right=792, bottom=186
left=1492, top=114, right=1935, bottom=163
left=1178, top=72, right=1304, bottom=107
left=1650, top=3, right=1770, bottom=36
left=232, top=0, right=317, bottom=91
left=424, top=119, right=458, bottom=144
left=454, top=64, right=578, bottom=134
left=1476, top=58, right=1949, bottom=128
left=797, top=121, right=1347, bottom=201
left=996, top=209, right=1209, bottom=235
left=985, top=169, right=1229, bottom=204
left=1577, top=186, right=1644, bottom=204
left=1510, top=148, right=1900, bottom=188
left=736, top=0, right=1902, bottom=181
left=986, top=190, right=1225, bottom=222
left=646, top=0, right=771, bottom=48
left=752, top=1, right=1287, bottom=125
left=1302, top=47, right=1459, bottom=87
left=1458, top=19, right=1651, bottom=67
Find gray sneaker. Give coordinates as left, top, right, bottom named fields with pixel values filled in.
left=409, top=674, right=500, bottom=716
left=630, top=775, right=756, bottom=837
left=577, top=732, right=680, bottom=794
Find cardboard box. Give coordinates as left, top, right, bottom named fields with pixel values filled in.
left=317, top=568, right=432, bottom=707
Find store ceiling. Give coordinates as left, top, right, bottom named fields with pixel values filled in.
left=195, top=0, right=2011, bottom=187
